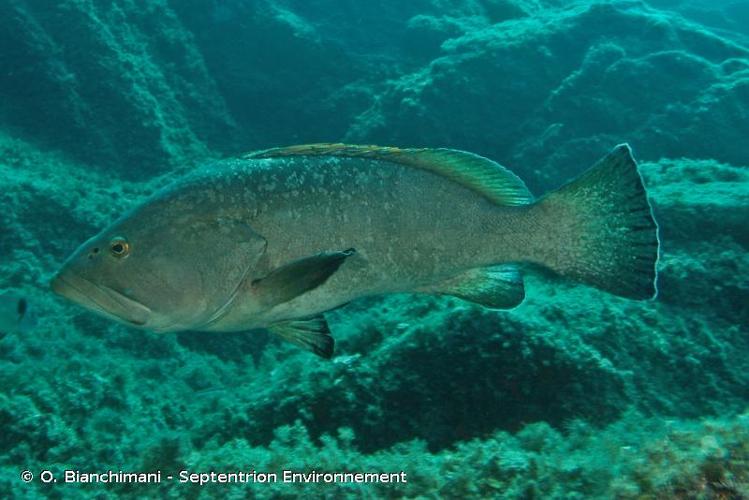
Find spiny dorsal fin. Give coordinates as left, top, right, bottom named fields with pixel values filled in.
left=246, top=144, right=534, bottom=206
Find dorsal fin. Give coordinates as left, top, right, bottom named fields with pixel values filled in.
left=245, top=143, right=534, bottom=206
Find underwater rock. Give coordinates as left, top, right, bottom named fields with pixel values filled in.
left=4, top=0, right=747, bottom=187
left=345, top=2, right=749, bottom=191
left=2, top=121, right=747, bottom=458
left=1, top=0, right=748, bottom=497
left=643, top=159, right=749, bottom=247
left=0, top=0, right=234, bottom=177
left=643, top=159, right=749, bottom=320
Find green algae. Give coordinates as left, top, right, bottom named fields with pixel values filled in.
left=1, top=132, right=747, bottom=498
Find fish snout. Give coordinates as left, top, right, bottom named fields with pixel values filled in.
left=50, top=267, right=78, bottom=299
left=50, top=267, right=83, bottom=304
left=50, top=270, right=66, bottom=296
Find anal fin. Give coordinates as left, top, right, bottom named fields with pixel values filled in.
left=420, top=265, right=525, bottom=309
left=269, top=315, right=334, bottom=359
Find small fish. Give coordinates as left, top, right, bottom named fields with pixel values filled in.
left=51, top=143, right=659, bottom=358
left=0, top=292, right=37, bottom=335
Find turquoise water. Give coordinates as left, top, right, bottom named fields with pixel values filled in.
left=1, top=0, right=748, bottom=498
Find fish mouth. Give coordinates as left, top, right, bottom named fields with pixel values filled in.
left=51, top=271, right=151, bottom=327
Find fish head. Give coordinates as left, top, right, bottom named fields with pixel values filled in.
left=51, top=197, right=267, bottom=332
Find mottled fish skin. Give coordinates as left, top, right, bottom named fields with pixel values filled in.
left=51, top=153, right=532, bottom=332
left=51, top=144, right=658, bottom=357
left=192, top=155, right=534, bottom=330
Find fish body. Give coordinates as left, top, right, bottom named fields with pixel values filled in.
left=52, top=144, right=659, bottom=357
left=197, top=153, right=529, bottom=329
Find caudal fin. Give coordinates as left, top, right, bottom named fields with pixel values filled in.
left=531, top=144, right=659, bottom=299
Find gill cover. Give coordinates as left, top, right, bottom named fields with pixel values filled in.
left=151, top=217, right=268, bottom=330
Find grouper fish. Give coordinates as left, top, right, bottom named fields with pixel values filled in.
left=51, top=144, right=659, bottom=358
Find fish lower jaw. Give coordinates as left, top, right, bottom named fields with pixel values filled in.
left=51, top=273, right=151, bottom=327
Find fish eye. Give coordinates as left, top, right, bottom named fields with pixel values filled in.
left=109, top=237, right=130, bottom=258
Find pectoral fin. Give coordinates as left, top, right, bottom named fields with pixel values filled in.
left=269, top=315, right=334, bottom=359
left=420, top=265, right=525, bottom=309
left=252, top=248, right=356, bottom=308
